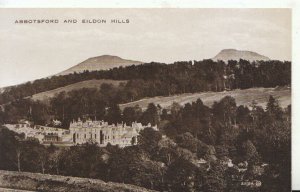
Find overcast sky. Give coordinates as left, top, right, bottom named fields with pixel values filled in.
left=0, top=9, right=291, bottom=87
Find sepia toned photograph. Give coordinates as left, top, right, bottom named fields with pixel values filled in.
left=0, top=9, right=291, bottom=191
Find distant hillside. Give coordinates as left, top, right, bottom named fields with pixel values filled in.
left=30, top=79, right=126, bottom=102
left=212, top=49, right=270, bottom=62
left=0, top=170, right=156, bottom=192
left=58, top=55, right=143, bottom=76
left=120, top=87, right=291, bottom=110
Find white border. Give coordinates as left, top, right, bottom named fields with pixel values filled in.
left=0, top=0, right=299, bottom=190
left=0, top=0, right=295, bottom=8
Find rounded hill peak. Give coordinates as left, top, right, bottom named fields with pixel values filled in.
left=57, top=55, right=143, bottom=76
left=220, top=49, right=237, bottom=52
left=212, top=49, right=270, bottom=62
left=92, top=55, right=122, bottom=59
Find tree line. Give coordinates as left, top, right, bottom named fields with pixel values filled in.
left=0, top=83, right=161, bottom=127
left=0, top=59, right=291, bottom=105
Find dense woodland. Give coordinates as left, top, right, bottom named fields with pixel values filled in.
left=0, top=59, right=291, bottom=127
left=0, top=59, right=290, bottom=105
left=0, top=96, right=291, bottom=191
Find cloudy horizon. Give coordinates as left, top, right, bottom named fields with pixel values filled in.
left=0, top=9, right=291, bottom=87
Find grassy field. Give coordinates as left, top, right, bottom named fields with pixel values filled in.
left=120, top=87, right=291, bottom=110
left=30, top=79, right=126, bottom=102
left=28, top=81, right=291, bottom=111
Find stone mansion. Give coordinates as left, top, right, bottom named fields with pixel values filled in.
left=5, top=119, right=157, bottom=148
left=69, top=119, right=157, bottom=147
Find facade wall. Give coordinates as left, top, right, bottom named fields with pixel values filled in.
left=69, top=120, right=147, bottom=147
left=5, top=120, right=156, bottom=148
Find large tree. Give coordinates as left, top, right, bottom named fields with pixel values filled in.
left=140, top=103, right=159, bottom=126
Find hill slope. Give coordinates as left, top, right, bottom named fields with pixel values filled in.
left=58, top=55, right=143, bottom=76
left=30, top=79, right=126, bottom=102
left=0, top=170, right=156, bottom=192
left=120, top=87, right=290, bottom=110
left=212, top=49, right=270, bottom=62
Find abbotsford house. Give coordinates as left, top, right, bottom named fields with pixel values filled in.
left=4, top=119, right=157, bottom=148
left=69, top=119, right=157, bottom=147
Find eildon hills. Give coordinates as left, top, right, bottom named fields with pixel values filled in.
left=57, top=49, right=270, bottom=76
left=212, top=49, right=270, bottom=62
left=0, top=49, right=272, bottom=91
left=57, top=55, right=143, bottom=76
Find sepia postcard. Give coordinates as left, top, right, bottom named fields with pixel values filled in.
left=0, top=8, right=293, bottom=191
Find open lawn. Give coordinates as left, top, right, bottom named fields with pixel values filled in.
left=120, top=87, right=291, bottom=110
